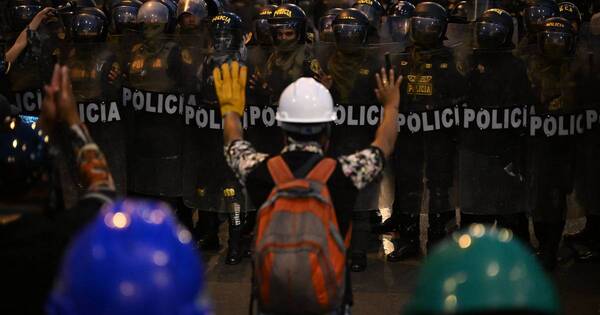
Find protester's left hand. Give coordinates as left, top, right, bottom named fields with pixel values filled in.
left=40, top=64, right=81, bottom=134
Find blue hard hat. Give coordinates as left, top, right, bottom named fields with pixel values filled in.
left=47, top=199, right=210, bottom=315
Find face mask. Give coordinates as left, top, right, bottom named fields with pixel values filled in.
left=142, top=23, right=164, bottom=39
left=539, top=31, right=573, bottom=60
left=271, top=24, right=300, bottom=52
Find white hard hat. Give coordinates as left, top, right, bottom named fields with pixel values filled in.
left=276, top=77, right=337, bottom=123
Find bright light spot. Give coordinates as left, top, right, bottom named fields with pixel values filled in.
left=9, top=120, right=16, bottom=130
left=458, top=234, right=471, bottom=249
left=37, top=130, right=43, bottom=136
left=112, top=212, right=129, bottom=229
left=44, top=135, right=49, bottom=143
left=152, top=250, right=169, bottom=266
left=487, top=261, right=500, bottom=277
left=21, top=144, right=27, bottom=151
left=498, top=228, right=513, bottom=242
left=470, top=224, right=485, bottom=238
left=444, top=295, right=457, bottom=312
left=31, top=122, right=36, bottom=130
left=12, top=139, right=18, bottom=148
left=119, top=281, right=135, bottom=297
left=177, top=229, right=192, bottom=244
left=148, top=209, right=165, bottom=224
left=443, top=278, right=457, bottom=293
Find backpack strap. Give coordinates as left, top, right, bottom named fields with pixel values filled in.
left=306, top=158, right=337, bottom=184
left=267, top=156, right=295, bottom=185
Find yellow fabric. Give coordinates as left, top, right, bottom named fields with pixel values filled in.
left=213, top=61, right=248, bottom=117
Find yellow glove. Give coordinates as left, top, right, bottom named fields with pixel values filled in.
left=213, top=61, right=247, bottom=117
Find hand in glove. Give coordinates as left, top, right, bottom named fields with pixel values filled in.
left=213, top=61, right=247, bottom=117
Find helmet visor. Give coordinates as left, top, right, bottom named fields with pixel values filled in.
left=474, top=21, right=508, bottom=49
left=270, top=23, right=300, bottom=47
left=254, top=19, right=273, bottom=45
left=387, top=16, right=410, bottom=41
left=409, top=16, right=443, bottom=47
left=73, top=13, right=105, bottom=39
left=539, top=31, right=573, bottom=59
left=333, top=23, right=367, bottom=46
left=137, top=5, right=169, bottom=24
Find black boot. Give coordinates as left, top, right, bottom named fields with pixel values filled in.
left=225, top=199, right=244, bottom=265
left=350, top=251, right=367, bottom=272
left=350, top=211, right=370, bottom=272
left=387, top=213, right=420, bottom=262
left=427, top=211, right=456, bottom=251
left=564, top=214, right=600, bottom=262
left=534, top=220, right=565, bottom=271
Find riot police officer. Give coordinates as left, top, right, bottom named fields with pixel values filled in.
left=458, top=8, right=533, bottom=243
left=194, top=11, right=249, bottom=265
left=107, top=0, right=142, bottom=35
left=526, top=17, right=589, bottom=270
left=65, top=7, right=127, bottom=195
left=250, top=3, right=320, bottom=102
left=125, top=0, right=185, bottom=207
left=318, top=8, right=383, bottom=272
left=516, top=0, right=558, bottom=58
left=379, top=1, right=467, bottom=261
left=317, top=7, right=342, bottom=42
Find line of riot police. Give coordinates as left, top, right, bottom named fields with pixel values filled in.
left=2, top=0, right=600, bottom=272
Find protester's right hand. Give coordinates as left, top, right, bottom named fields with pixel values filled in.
left=40, top=64, right=81, bottom=134
left=28, top=7, right=55, bottom=31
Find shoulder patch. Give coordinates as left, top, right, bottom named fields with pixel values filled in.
left=440, top=63, right=448, bottom=69
left=310, top=59, right=321, bottom=74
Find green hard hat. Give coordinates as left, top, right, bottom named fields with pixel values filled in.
left=404, top=224, right=561, bottom=315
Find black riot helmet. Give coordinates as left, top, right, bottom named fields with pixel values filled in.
left=558, top=2, right=582, bottom=33
left=8, top=0, right=43, bottom=32
left=177, top=0, right=208, bottom=30
left=0, top=101, right=55, bottom=216
left=109, top=0, right=142, bottom=34
left=254, top=4, right=277, bottom=45
left=268, top=3, right=307, bottom=50
left=538, top=16, right=576, bottom=59
left=523, top=0, right=559, bottom=34
left=209, top=11, right=243, bottom=52
left=333, top=8, right=369, bottom=51
left=409, top=1, right=448, bottom=48
left=74, top=0, right=97, bottom=7
left=451, top=0, right=468, bottom=21
left=71, top=7, right=107, bottom=41
left=474, top=8, right=514, bottom=50
left=318, top=7, right=342, bottom=42
left=352, top=0, right=384, bottom=27
left=387, top=1, right=415, bottom=42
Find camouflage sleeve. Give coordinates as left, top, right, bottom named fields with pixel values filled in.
left=67, top=123, right=116, bottom=194
left=337, top=146, right=384, bottom=190
left=225, top=140, right=268, bottom=184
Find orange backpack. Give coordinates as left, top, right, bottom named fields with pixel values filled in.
left=253, top=156, right=350, bottom=315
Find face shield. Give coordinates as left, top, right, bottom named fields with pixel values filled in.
left=524, top=6, right=555, bottom=33
left=137, top=2, right=170, bottom=38
left=354, top=4, right=380, bottom=25
left=112, top=5, right=139, bottom=34
left=72, top=13, right=105, bottom=42
left=333, top=23, right=367, bottom=51
left=538, top=30, right=574, bottom=60
left=211, top=28, right=240, bottom=52
left=318, top=15, right=336, bottom=42
left=474, top=21, right=509, bottom=49
left=409, top=16, right=444, bottom=48
left=387, top=16, right=410, bottom=42
left=254, top=19, right=273, bottom=45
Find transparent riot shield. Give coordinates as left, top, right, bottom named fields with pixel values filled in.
left=60, top=40, right=127, bottom=195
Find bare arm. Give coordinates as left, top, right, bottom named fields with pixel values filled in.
left=4, top=7, right=54, bottom=64
left=371, top=67, right=402, bottom=159
left=223, top=112, right=244, bottom=145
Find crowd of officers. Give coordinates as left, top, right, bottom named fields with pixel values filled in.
left=1, top=0, right=600, bottom=277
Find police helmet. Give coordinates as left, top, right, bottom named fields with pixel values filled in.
left=8, top=0, right=43, bottom=32
left=404, top=224, right=561, bottom=315
left=451, top=0, right=468, bottom=20
left=109, top=0, right=142, bottom=34
left=409, top=1, right=448, bottom=48
left=523, top=0, right=559, bottom=34
left=176, top=0, right=208, bottom=31
left=387, top=1, right=415, bottom=42
left=333, top=8, right=369, bottom=50
left=71, top=7, right=107, bottom=41
left=74, top=0, right=97, bottom=7
left=352, top=0, right=384, bottom=27
left=0, top=99, right=54, bottom=216
left=209, top=11, right=243, bottom=52
left=137, top=0, right=175, bottom=34
left=254, top=4, right=277, bottom=45
left=538, top=16, right=576, bottom=59
left=558, top=2, right=582, bottom=32
left=268, top=3, right=307, bottom=48
left=46, top=199, right=209, bottom=315
left=318, top=7, right=342, bottom=42
left=474, top=8, right=514, bottom=50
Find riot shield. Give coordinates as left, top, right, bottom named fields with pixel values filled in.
left=122, top=34, right=187, bottom=197
left=60, top=41, right=128, bottom=195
